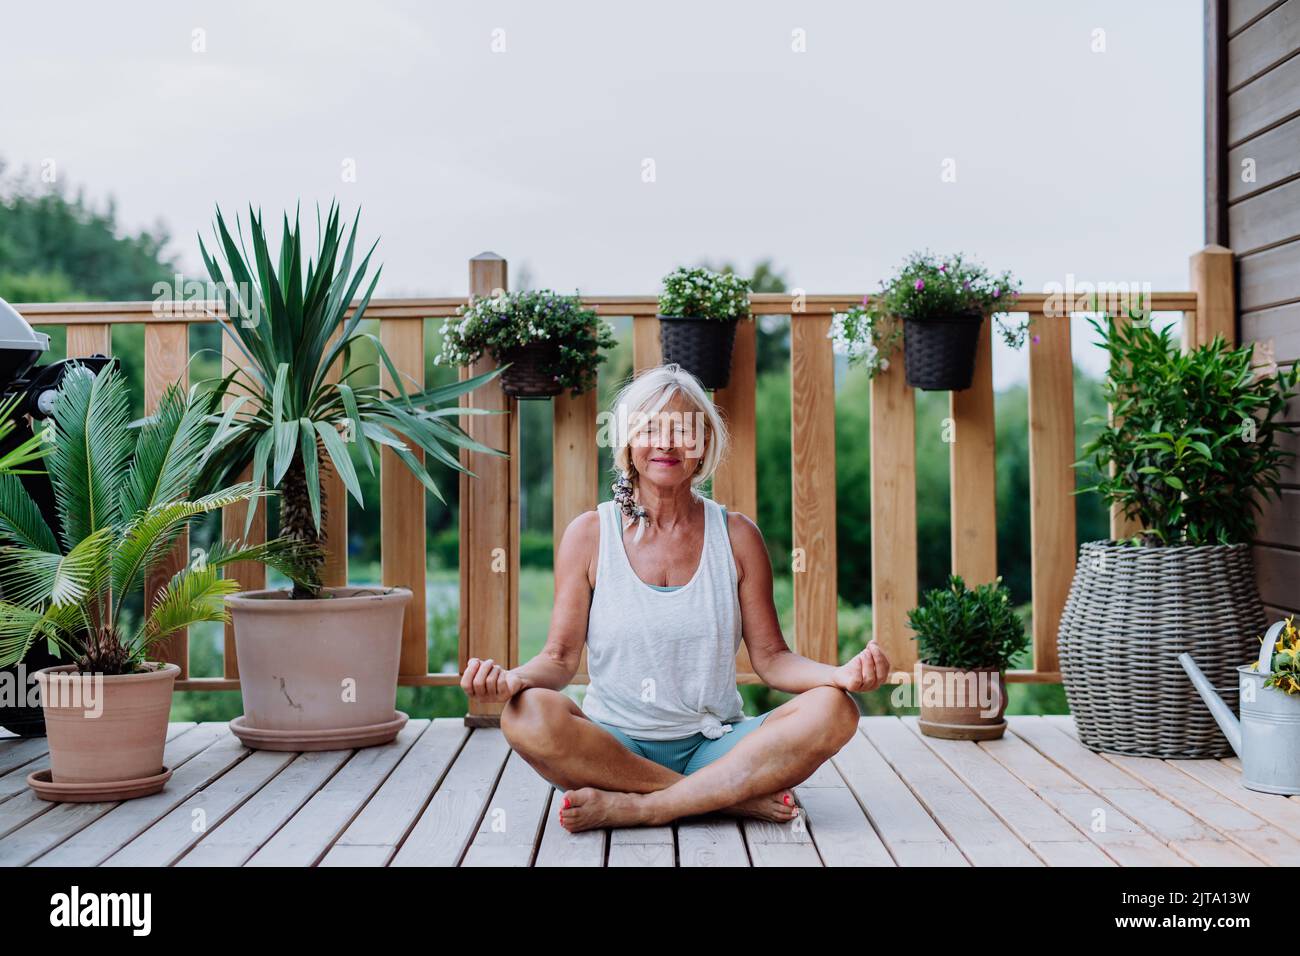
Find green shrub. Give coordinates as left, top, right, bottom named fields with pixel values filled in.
left=907, top=574, right=1028, bottom=671
left=1076, top=315, right=1300, bottom=545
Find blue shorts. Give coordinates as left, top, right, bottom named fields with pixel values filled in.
left=590, top=712, right=774, bottom=775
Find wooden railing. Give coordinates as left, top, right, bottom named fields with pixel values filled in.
left=15, top=245, right=1234, bottom=716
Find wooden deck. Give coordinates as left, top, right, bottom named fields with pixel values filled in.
left=1, top=715, right=1296, bottom=867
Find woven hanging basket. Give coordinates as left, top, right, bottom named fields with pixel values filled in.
left=497, top=341, right=564, bottom=399
left=658, top=316, right=739, bottom=390
left=1057, top=540, right=1266, bottom=758
left=902, top=309, right=983, bottom=391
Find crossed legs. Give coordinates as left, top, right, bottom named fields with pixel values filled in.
left=500, top=685, right=861, bottom=832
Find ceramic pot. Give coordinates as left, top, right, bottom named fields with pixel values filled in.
left=36, top=661, right=178, bottom=784
left=916, top=662, right=1008, bottom=740
left=226, top=586, right=411, bottom=750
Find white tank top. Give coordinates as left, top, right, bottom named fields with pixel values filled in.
left=581, top=496, right=746, bottom=740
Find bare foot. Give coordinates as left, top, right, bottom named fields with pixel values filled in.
left=721, top=789, right=800, bottom=823
left=557, top=787, right=654, bottom=833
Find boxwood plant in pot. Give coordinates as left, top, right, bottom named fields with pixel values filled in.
left=0, top=365, right=316, bottom=801
left=872, top=251, right=1026, bottom=391
left=196, top=202, right=505, bottom=752
left=1061, top=314, right=1300, bottom=758
left=907, top=574, right=1027, bottom=741
left=435, top=289, right=615, bottom=399
left=657, top=267, right=752, bottom=389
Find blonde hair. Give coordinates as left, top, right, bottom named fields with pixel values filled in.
left=610, top=362, right=729, bottom=502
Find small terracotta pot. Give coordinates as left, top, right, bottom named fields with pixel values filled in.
left=226, top=587, right=411, bottom=747
left=916, top=662, right=1008, bottom=740
left=36, top=662, right=179, bottom=784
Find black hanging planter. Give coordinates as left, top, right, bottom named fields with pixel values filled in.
left=497, top=341, right=565, bottom=399
left=902, top=309, right=984, bottom=391
left=658, top=316, right=738, bottom=390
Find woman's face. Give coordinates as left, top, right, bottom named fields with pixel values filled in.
left=627, top=390, right=709, bottom=492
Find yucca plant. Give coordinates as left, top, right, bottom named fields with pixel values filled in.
left=195, top=202, right=505, bottom=598
left=0, top=364, right=318, bottom=675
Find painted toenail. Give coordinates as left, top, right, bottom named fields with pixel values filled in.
left=783, top=794, right=791, bottom=805
left=563, top=797, right=571, bottom=809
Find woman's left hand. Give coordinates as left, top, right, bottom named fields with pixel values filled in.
left=833, top=640, right=891, bottom=692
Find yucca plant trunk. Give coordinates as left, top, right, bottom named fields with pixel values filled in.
left=280, top=450, right=326, bottom=599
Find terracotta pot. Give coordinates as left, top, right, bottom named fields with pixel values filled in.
left=36, top=662, right=178, bottom=784
left=226, top=586, right=411, bottom=749
left=916, top=662, right=1008, bottom=740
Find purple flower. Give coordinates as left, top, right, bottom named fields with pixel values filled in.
left=862, top=295, right=870, bottom=306
left=963, top=280, right=971, bottom=291
left=939, top=263, right=948, bottom=273
left=993, top=288, right=1001, bottom=298
left=914, top=279, right=925, bottom=291
left=1032, top=334, right=1041, bottom=344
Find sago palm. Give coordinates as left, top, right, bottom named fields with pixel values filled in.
left=0, top=395, right=49, bottom=476
left=195, top=202, right=505, bottom=597
left=0, top=364, right=318, bottom=675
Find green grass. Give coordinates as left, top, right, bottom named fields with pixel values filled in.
left=171, top=565, right=1068, bottom=722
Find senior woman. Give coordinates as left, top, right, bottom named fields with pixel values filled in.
left=462, top=364, right=891, bottom=832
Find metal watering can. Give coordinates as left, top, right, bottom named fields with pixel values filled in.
left=1178, top=621, right=1300, bottom=795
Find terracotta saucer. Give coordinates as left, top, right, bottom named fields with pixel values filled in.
left=27, top=766, right=172, bottom=803
left=229, top=711, right=409, bottom=752
left=916, top=718, right=1008, bottom=741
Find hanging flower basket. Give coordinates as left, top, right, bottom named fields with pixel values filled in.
left=436, top=289, right=615, bottom=399
left=658, top=316, right=739, bottom=390
left=847, top=251, right=1027, bottom=392
left=902, top=309, right=985, bottom=391
left=498, top=341, right=565, bottom=399
left=656, top=267, right=751, bottom=390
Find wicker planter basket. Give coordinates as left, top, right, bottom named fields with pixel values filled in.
left=1058, top=540, right=1266, bottom=758
left=497, top=341, right=564, bottom=399
left=902, top=309, right=984, bottom=391
left=658, top=316, right=738, bottom=390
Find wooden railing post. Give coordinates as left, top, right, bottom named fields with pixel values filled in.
left=144, top=322, right=190, bottom=678
left=870, top=350, right=918, bottom=675
left=380, top=315, right=427, bottom=679
left=790, top=314, right=839, bottom=666
left=1107, top=308, right=1143, bottom=543
left=1189, top=244, right=1237, bottom=348
left=552, top=382, right=598, bottom=682
left=462, top=253, right=516, bottom=726
left=220, top=335, right=266, bottom=680
left=1027, top=309, right=1074, bottom=679
left=320, top=329, right=348, bottom=589
left=950, top=316, right=998, bottom=585
left=65, top=324, right=110, bottom=360
left=712, top=315, right=759, bottom=678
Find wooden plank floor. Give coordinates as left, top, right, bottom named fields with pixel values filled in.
left=1, top=715, right=1295, bottom=867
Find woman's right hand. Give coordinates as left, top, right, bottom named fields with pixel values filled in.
left=461, top=657, right=526, bottom=703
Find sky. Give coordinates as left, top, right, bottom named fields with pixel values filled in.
left=4, top=0, right=1204, bottom=385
